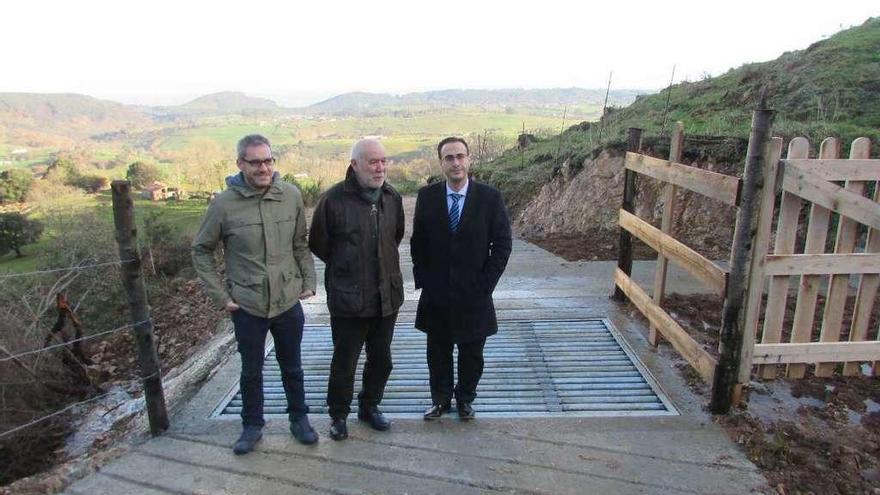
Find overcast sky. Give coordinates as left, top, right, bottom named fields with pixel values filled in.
left=2, top=0, right=876, bottom=106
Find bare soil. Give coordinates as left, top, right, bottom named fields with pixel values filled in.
left=653, top=293, right=880, bottom=495
left=0, top=277, right=224, bottom=493
left=526, top=229, right=657, bottom=261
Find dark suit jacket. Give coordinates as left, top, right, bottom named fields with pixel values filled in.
left=411, top=180, right=512, bottom=342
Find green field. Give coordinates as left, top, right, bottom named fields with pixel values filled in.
left=0, top=193, right=207, bottom=274
left=0, top=104, right=603, bottom=274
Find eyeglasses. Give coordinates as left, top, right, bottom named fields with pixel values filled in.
left=442, top=153, right=468, bottom=163
left=240, top=157, right=276, bottom=167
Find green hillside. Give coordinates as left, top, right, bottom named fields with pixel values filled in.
left=476, top=17, right=880, bottom=210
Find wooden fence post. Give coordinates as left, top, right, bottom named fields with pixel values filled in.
left=649, top=122, right=685, bottom=345
left=111, top=180, right=169, bottom=435
left=613, top=128, right=643, bottom=302
left=710, top=104, right=777, bottom=414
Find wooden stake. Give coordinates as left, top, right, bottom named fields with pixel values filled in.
left=710, top=102, right=777, bottom=414
left=111, top=180, right=169, bottom=435
left=612, top=128, right=643, bottom=302
left=649, top=122, right=684, bottom=345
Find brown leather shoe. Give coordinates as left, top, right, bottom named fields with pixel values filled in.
left=423, top=402, right=451, bottom=420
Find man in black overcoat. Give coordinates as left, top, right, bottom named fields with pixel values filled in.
left=411, top=136, right=512, bottom=420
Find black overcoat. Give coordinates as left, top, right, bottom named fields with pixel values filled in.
left=411, top=180, right=512, bottom=342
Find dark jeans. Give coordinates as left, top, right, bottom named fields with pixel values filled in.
left=232, top=303, right=307, bottom=428
left=326, top=313, right=396, bottom=419
left=427, top=333, right=486, bottom=405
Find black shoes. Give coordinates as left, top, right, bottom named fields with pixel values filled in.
left=232, top=425, right=263, bottom=455
left=290, top=416, right=318, bottom=445
left=358, top=406, right=391, bottom=431
left=423, top=402, right=452, bottom=420
left=457, top=402, right=475, bottom=420
left=329, top=418, right=348, bottom=441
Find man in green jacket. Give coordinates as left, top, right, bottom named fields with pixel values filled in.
left=192, top=134, right=318, bottom=454
left=309, top=138, right=405, bottom=441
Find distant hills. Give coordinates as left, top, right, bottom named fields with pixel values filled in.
left=0, top=87, right=647, bottom=146
left=305, top=88, right=642, bottom=115
left=177, top=91, right=281, bottom=113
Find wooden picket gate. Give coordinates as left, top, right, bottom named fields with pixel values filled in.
left=747, top=136, right=880, bottom=379
left=612, top=114, right=880, bottom=412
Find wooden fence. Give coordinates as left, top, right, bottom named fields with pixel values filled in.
left=748, top=137, right=880, bottom=379
left=612, top=123, right=735, bottom=386
left=612, top=116, right=880, bottom=412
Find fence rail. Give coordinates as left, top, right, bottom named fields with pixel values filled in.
left=612, top=114, right=880, bottom=412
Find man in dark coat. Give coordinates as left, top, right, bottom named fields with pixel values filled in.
left=309, top=139, right=405, bottom=440
left=411, top=136, right=512, bottom=420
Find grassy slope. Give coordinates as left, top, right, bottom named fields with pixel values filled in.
left=476, top=17, right=880, bottom=210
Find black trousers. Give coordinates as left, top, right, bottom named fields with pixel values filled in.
left=326, top=313, right=397, bottom=419
left=426, top=332, right=486, bottom=406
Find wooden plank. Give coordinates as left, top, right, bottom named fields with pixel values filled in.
left=782, top=159, right=880, bottom=181
left=845, top=138, right=879, bottom=375
left=624, top=152, right=740, bottom=206
left=650, top=122, right=685, bottom=346
left=618, top=209, right=727, bottom=296
left=788, top=137, right=840, bottom=378
left=765, top=253, right=880, bottom=275
left=737, top=137, right=785, bottom=385
left=614, top=268, right=717, bottom=382
left=816, top=137, right=872, bottom=377
left=753, top=341, right=880, bottom=365
left=759, top=138, right=807, bottom=379
left=782, top=162, right=880, bottom=232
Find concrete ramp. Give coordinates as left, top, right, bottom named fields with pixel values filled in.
left=65, top=239, right=768, bottom=494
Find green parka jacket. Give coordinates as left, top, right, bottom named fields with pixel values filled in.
left=191, top=172, right=317, bottom=318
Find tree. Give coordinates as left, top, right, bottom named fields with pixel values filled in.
left=126, top=161, right=164, bottom=189
left=0, top=169, right=34, bottom=203
left=0, top=213, right=43, bottom=257
left=70, top=174, right=109, bottom=193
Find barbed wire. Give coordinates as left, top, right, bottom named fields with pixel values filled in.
left=0, top=371, right=160, bottom=441
left=0, top=259, right=135, bottom=280
left=0, top=319, right=152, bottom=363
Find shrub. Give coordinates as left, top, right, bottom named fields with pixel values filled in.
left=282, top=174, right=323, bottom=206
left=70, top=174, right=109, bottom=193
left=126, top=161, right=164, bottom=189
left=0, top=169, right=34, bottom=203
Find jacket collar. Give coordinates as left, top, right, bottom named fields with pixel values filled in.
left=226, top=171, right=284, bottom=200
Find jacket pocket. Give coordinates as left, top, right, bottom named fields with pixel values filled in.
left=281, top=267, right=303, bottom=304
left=329, top=283, right=363, bottom=315
left=228, top=272, right=264, bottom=312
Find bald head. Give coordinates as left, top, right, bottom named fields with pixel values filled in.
left=349, top=139, right=388, bottom=189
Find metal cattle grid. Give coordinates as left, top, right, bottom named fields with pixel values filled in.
left=212, top=318, right=678, bottom=418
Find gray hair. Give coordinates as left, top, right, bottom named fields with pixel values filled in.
left=350, top=139, right=382, bottom=164
left=236, top=134, right=272, bottom=160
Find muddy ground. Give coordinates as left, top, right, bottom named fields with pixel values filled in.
left=534, top=233, right=880, bottom=495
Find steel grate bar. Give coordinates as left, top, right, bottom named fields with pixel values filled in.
left=213, top=318, right=677, bottom=418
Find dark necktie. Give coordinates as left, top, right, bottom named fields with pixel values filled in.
left=448, top=193, right=462, bottom=232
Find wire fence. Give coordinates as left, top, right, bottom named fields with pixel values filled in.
left=0, top=371, right=160, bottom=441
left=0, top=258, right=134, bottom=280
left=0, top=319, right=152, bottom=363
